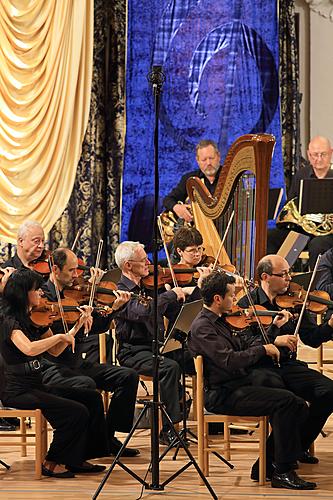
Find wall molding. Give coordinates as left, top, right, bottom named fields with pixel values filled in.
left=305, top=0, right=333, bottom=21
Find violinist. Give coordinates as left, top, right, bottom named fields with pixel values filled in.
left=238, top=254, right=333, bottom=465
left=0, top=268, right=109, bottom=477
left=172, top=226, right=210, bottom=269
left=39, top=248, right=141, bottom=458
left=188, top=271, right=316, bottom=490
left=3, top=220, right=46, bottom=271
left=163, top=139, right=222, bottom=223
left=115, top=240, right=192, bottom=446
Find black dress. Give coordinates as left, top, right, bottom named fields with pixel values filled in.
left=0, top=316, right=108, bottom=465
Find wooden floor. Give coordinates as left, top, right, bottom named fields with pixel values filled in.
left=1, top=343, right=333, bottom=500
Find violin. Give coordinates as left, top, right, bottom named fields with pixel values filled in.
left=30, top=297, right=113, bottom=327
left=275, top=282, right=333, bottom=314
left=224, top=305, right=283, bottom=330
left=63, top=277, right=151, bottom=306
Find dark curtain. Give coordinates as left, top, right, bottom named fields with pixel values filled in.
left=279, top=0, right=301, bottom=192
left=49, top=0, right=126, bottom=267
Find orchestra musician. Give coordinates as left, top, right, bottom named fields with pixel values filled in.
left=39, top=248, right=141, bottom=457
left=238, top=254, right=333, bottom=465
left=163, top=139, right=222, bottom=223
left=188, top=271, right=316, bottom=490
left=3, top=220, right=46, bottom=270
left=0, top=268, right=109, bottom=478
left=114, top=240, right=196, bottom=446
left=316, top=246, right=333, bottom=302
left=267, top=136, right=333, bottom=269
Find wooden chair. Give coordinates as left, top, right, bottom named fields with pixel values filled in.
left=0, top=408, right=48, bottom=479
left=194, top=356, right=268, bottom=486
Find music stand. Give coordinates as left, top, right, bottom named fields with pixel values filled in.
left=299, top=179, right=333, bottom=215
left=159, top=300, right=234, bottom=470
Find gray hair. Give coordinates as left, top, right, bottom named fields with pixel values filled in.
left=115, top=241, right=145, bottom=270
left=196, top=139, right=219, bottom=157
left=17, top=220, right=43, bottom=240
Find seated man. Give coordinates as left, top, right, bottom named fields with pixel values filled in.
left=114, top=240, right=191, bottom=445
left=316, top=247, right=333, bottom=301
left=188, top=271, right=316, bottom=489
left=267, top=136, right=333, bottom=269
left=40, top=247, right=140, bottom=457
left=238, top=254, right=333, bottom=464
left=163, top=139, right=222, bottom=223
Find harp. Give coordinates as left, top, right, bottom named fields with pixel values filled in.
left=186, top=134, right=275, bottom=278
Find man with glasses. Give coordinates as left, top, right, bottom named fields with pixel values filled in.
left=238, top=254, right=333, bottom=467
left=267, top=136, right=333, bottom=269
left=114, top=241, right=192, bottom=445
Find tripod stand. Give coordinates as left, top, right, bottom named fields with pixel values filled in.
left=0, top=459, right=10, bottom=470
left=93, top=66, right=218, bottom=500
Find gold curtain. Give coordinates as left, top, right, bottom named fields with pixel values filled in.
left=0, top=0, right=93, bottom=243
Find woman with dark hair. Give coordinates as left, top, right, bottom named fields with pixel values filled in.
left=0, top=269, right=108, bottom=478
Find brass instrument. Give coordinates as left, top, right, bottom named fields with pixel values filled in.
left=276, top=198, right=333, bottom=236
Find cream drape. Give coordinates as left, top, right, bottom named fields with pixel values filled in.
left=0, top=0, right=93, bottom=243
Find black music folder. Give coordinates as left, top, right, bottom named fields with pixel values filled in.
left=161, top=299, right=203, bottom=354
left=299, top=179, right=333, bottom=215
left=291, top=269, right=326, bottom=291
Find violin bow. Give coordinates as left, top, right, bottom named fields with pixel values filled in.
left=241, top=279, right=271, bottom=345
left=71, top=228, right=83, bottom=252
left=88, top=239, right=104, bottom=309
left=157, top=215, right=178, bottom=287
left=213, top=210, right=234, bottom=271
left=48, top=254, right=69, bottom=334
left=293, top=254, right=322, bottom=339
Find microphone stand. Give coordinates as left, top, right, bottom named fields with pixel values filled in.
left=93, top=66, right=217, bottom=500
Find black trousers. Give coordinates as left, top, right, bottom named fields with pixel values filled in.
left=41, top=360, right=139, bottom=435
left=118, top=346, right=182, bottom=425
left=2, top=386, right=108, bottom=465
left=251, top=360, right=333, bottom=452
left=205, top=384, right=308, bottom=465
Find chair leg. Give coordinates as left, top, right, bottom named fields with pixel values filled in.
left=203, top=422, right=208, bottom=476
left=20, top=417, right=27, bottom=457
left=35, top=411, right=43, bottom=479
left=258, top=418, right=267, bottom=486
left=224, top=419, right=231, bottom=461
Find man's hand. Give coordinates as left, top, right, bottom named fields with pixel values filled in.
left=173, top=203, right=193, bottom=222
left=272, top=309, right=293, bottom=328
left=89, top=267, right=106, bottom=285
left=328, top=314, right=333, bottom=329
left=170, top=286, right=186, bottom=302
left=264, top=343, right=280, bottom=364
left=196, top=265, right=213, bottom=288
left=112, top=290, right=131, bottom=311
left=274, top=334, right=298, bottom=352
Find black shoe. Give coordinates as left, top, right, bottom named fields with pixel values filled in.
left=298, top=451, right=319, bottom=464
left=271, top=470, right=317, bottom=490
left=42, top=465, right=75, bottom=478
left=250, top=460, right=274, bottom=481
left=6, top=417, right=20, bottom=427
left=208, top=422, right=248, bottom=435
left=67, top=463, right=106, bottom=473
left=159, top=429, right=177, bottom=447
left=0, top=418, right=16, bottom=431
left=109, top=437, right=140, bottom=457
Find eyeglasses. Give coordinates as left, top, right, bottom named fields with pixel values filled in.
left=270, top=271, right=291, bottom=278
left=183, top=246, right=204, bottom=255
left=309, top=152, right=329, bottom=159
left=128, top=257, right=149, bottom=264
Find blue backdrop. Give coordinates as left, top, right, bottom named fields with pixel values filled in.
left=122, top=0, right=284, bottom=246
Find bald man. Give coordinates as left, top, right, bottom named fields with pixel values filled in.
left=267, top=136, right=333, bottom=269
left=238, top=254, right=333, bottom=466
